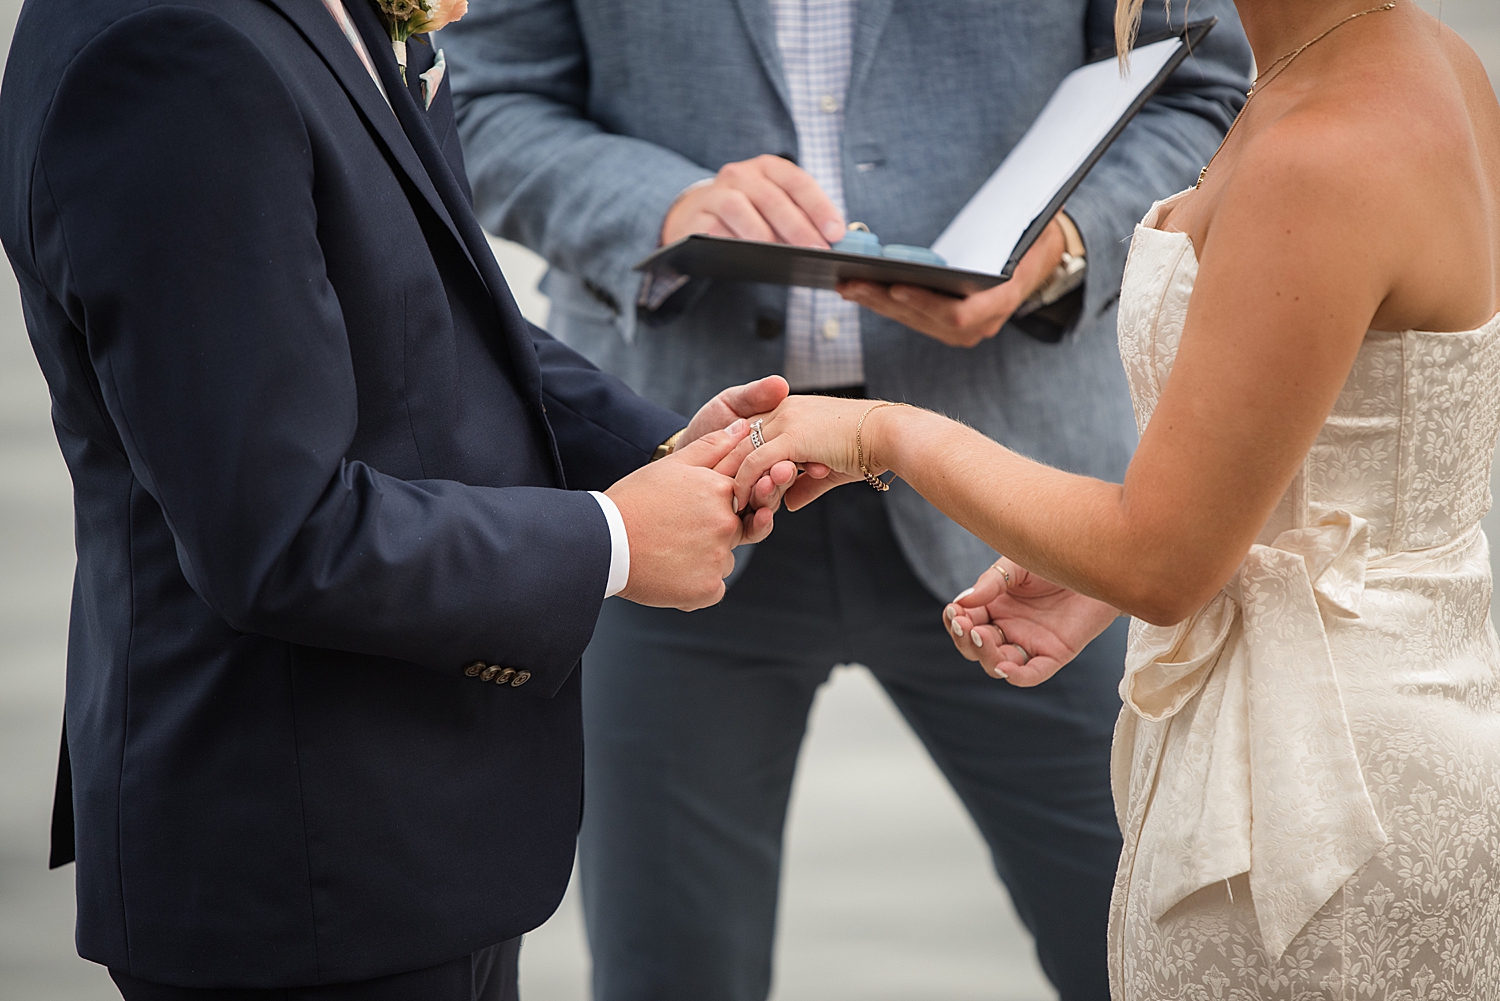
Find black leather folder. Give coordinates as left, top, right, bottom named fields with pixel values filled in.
left=634, top=19, right=1217, bottom=297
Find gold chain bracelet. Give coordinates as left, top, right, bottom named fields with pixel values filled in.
left=856, top=402, right=909, bottom=491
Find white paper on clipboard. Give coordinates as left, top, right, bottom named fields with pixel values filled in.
left=932, top=36, right=1183, bottom=275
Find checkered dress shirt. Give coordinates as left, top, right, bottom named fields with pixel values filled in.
left=770, top=0, right=863, bottom=390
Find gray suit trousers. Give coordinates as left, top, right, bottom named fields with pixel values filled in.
left=579, top=487, right=1126, bottom=1001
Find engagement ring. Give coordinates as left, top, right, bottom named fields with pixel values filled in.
left=749, top=419, right=765, bottom=449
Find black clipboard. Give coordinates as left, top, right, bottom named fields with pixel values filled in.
left=635, top=18, right=1217, bottom=296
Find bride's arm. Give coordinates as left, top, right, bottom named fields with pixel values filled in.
left=734, top=127, right=1416, bottom=626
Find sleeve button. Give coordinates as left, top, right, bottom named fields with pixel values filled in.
left=480, top=665, right=502, bottom=682
left=511, top=670, right=531, bottom=687
left=464, top=661, right=486, bottom=677
left=495, top=668, right=517, bottom=685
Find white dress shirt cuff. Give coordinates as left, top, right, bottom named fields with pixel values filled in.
left=589, top=491, right=631, bottom=599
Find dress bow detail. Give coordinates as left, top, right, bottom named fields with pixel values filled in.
left=1117, top=507, right=1388, bottom=962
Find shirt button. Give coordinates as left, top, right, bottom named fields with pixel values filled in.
left=820, top=318, right=841, bottom=340
left=819, top=94, right=838, bottom=114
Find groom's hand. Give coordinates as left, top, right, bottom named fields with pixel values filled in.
left=606, top=422, right=752, bottom=611
left=680, top=375, right=789, bottom=451
left=683, top=375, right=800, bottom=526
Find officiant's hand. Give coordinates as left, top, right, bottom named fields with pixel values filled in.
left=607, top=422, right=760, bottom=611
left=944, top=557, right=1119, bottom=686
left=837, top=217, right=1068, bottom=348
left=662, top=155, right=846, bottom=248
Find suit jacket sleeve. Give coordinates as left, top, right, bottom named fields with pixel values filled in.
left=531, top=322, right=687, bottom=490
left=1063, top=0, right=1253, bottom=327
left=30, top=8, right=618, bottom=696
left=442, top=0, right=714, bottom=344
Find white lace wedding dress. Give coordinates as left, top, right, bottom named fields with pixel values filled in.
left=1108, top=191, right=1500, bottom=999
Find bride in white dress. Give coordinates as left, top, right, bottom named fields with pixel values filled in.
left=727, top=0, right=1500, bottom=995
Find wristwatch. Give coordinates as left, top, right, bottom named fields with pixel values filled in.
left=1017, top=212, right=1087, bottom=318
left=652, top=429, right=685, bottom=462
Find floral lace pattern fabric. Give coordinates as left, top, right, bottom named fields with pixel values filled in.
left=1108, top=192, right=1500, bottom=1000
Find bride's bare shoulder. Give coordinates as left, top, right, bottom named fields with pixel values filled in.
left=1217, top=12, right=1499, bottom=330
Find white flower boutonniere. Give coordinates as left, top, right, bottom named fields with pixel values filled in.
left=371, top=0, right=469, bottom=83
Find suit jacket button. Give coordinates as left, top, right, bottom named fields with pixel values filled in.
left=464, top=661, right=486, bottom=677
left=511, top=670, right=531, bottom=687
left=496, top=668, right=517, bottom=685
left=480, top=665, right=502, bottom=682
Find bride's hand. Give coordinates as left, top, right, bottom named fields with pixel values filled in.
left=727, top=395, right=900, bottom=511
left=946, top=557, right=1119, bottom=687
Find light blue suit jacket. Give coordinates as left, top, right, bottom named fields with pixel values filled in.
left=445, top=0, right=1252, bottom=601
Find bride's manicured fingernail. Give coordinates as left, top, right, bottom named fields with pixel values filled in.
left=953, top=587, right=974, bottom=602
left=952, top=620, right=964, bottom=637
left=972, top=632, right=983, bottom=648
left=995, top=667, right=1009, bottom=681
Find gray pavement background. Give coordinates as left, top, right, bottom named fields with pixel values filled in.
left=2, top=4, right=1496, bottom=998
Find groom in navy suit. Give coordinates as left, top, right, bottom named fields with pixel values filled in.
left=0, top=0, right=793, bottom=997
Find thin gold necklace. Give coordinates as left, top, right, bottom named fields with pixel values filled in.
left=1195, top=0, right=1398, bottom=189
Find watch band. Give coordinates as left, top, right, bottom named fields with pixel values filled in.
left=652, top=429, right=685, bottom=462
left=1017, top=213, right=1087, bottom=318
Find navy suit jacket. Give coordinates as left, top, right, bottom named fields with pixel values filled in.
left=0, top=0, right=682, bottom=987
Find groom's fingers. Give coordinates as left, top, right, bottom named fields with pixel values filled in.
left=721, top=375, right=790, bottom=421
left=713, top=433, right=758, bottom=477
left=732, top=435, right=797, bottom=504
left=755, top=461, right=797, bottom=504
left=675, top=419, right=752, bottom=470
left=741, top=502, right=777, bottom=544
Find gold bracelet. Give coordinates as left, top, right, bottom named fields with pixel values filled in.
left=856, top=402, right=909, bottom=491
left=651, top=429, right=685, bottom=462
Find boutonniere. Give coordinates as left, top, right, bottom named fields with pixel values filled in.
left=371, top=0, right=469, bottom=83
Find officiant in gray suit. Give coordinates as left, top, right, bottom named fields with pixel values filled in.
left=445, top=3, right=1249, bottom=997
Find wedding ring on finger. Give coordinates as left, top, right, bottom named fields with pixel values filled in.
left=993, top=628, right=1029, bottom=666
left=749, top=419, right=766, bottom=449
left=990, top=560, right=1010, bottom=585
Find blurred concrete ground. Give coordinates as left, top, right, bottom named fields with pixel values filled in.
left=2, top=3, right=1497, bottom=999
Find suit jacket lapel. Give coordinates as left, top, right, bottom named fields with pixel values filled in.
left=263, top=0, right=482, bottom=282
left=848, top=0, right=896, bottom=98
left=732, top=0, right=791, bottom=114
left=343, top=0, right=547, bottom=407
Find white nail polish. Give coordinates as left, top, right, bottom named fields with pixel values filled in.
left=952, top=621, right=963, bottom=638
left=995, top=668, right=1009, bottom=680
left=953, top=587, right=974, bottom=602
left=973, top=632, right=983, bottom=648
